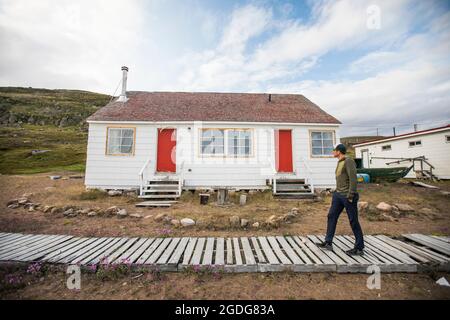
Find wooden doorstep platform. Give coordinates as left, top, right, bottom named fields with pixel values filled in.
left=0, top=232, right=449, bottom=273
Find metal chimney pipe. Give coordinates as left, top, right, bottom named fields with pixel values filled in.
left=118, top=66, right=129, bottom=102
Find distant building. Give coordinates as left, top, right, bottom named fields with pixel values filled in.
left=354, top=125, right=450, bottom=179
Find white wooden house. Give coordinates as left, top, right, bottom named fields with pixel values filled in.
left=85, top=67, right=341, bottom=201
left=354, top=125, right=450, bottom=179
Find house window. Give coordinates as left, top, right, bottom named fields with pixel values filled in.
left=106, top=127, right=135, bottom=155
left=409, top=140, right=422, bottom=147
left=311, top=131, right=334, bottom=156
left=227, top=130, right=252, bottom=156
left=446, top=135, right=450, bottom=143
left=201, top=129, right=225, bottom=155
left=200, top=129, right=253, bottom=156
left=382, top=145, right=392, bottom=151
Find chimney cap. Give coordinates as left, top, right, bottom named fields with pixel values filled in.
left=121, top=66, right=129, bottom=71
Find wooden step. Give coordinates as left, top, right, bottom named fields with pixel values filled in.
left=276, top=179, right=306, bottom=184
left=147, top=181, right=179, bottom=185
left=141, top=189, right=180, bottom=193
left=138, top=194, right=180, bottom=199
left=135, top=201, right=177, bottom=207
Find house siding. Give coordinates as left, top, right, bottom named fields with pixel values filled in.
left=354, top=129, right=450, bottom=179
left=85, top=122, right=340, bottom=189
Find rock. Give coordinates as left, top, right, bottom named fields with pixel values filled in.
left=117, top=209, right=128, bottom=218
left=69, top=175, right=84, bottom=179
left=440, top=191, right=450, bottom=196
left=108, top=190, right=122, bottom=196
left=180, top=218, right=195, bottom=227
left=170, top=219, right=181, bottom=226
left=7, top=199, right=18, bottom=206
left=130, top=213, right=142, bottom=219
left=8, top=203, right=20, bottom=209
left=31, top=150, right=50, bottom=155
left=358, top=201, right=369, bottom=212
left=79, top=208, right=91, bottom=215
left=154, top=213, right=167, bottom=222
left=163, top=216, right=173, bottom=223
left=22, top=193, right=33, bottom=198
left=63, top=208, right=74, bottom=216
left=229, top=215, right=241, bottom=227
left=376, top=202, right=392, bottom=212
left=18, top=198, right=28, bottom=205
left=49, top=175, right=61, bottom=180
left=240, top=219, right=249, bottom=228
left=87, top=211, right=97, bottom=217
left=239, top=194, right=247, bottom=206
left=105, top=206, right=119, bottom=215
left=265, top=215, right=280, bottom=227
left=144, top=215, right=153, bottom=219
left=252, top=222, right=260, bottom=229
left=28, top=206, right=36, bottom=212
left=381, top=214, right=397, bottom=222
left=42, top=205, right=54, bottom=213
left=393, top=203, right=414, bottom=213
left=50, top=207, right=60, bottom=214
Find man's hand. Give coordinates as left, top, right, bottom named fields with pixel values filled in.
left=347, top=194, right=354, bottom=203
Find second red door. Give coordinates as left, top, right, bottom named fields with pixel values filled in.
left=275, top=129, right=293, bottom=173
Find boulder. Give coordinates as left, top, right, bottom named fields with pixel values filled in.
left=163, top=216, right=173, bottom=223
left=180, top=218, right=195, bottom=227
left=171, top=219, right=181, bottom=227
left=252, top=222, right=260, bottom=229
left=49, top=175, right=61, bottom=180
left=108, top=190, right=122, bottom=196
left=63, top=208, right=74, bottom=216
left=129, top=213, right=142, bottom=219
left=18, top=198, right=28, bottom=205
left=105, top=206, right=119, bottom=215
left=393, top=203, right=414, bottom=213
left=7, top=199, right=18, bottom=206
left=239, top=194, right=247, bottom=206
left=117, top=209, right=128, bottom=218
left=358, top=201, right=369, bottom=212
left=376, top=202, right=392, bottom=212
left=240, top=219, right=249, bottom=228
left=50, top=207, right=60, bottom=214
left=265, top=215, right=280, bottom=227
left=229, top=215, right=240, bottom=227
left=87, top=211, right=97, bottom=217
left=440, top=191, right=450, bottom=196
left=79, top=208, right=91, bottom=215
left=42, top=205, right=54, bottom=213
left=154, top=213, right=167, bottom=222
left=22, top=193, right=33, bottom=198
left=7, top=203, right=19, bottom=209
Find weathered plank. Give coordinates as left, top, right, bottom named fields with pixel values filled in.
left=136, top=238, right=163, bottom=264
left=52, top=238, right=104, bottom=263
left=168, top=237, right=190, bottom=265
left=106, top=238, right=139, bottom=264
left=127, top=238, right=155, bottom=264
left=0, top=235, right=60, bottom=260
left=214, top=238, right=225, bottom=265
left=190, top=237, right=206, bottom=265
left=13, top=236, right=74, bottom=262
left=403, top=234, right=450, bottom=256
left=202, top=237, right=214, bottom=265
left=374, top=235, right=430, bottom=264
left=241, top=237, right=256, bottom=265
left=89, top=238, right=131, bottom=265
left=181, top=237, right=197, bottom=266
left=257, top=237, right=279, bottom=265
left=250, top=237, right=266, bottom=264
left=42, top=238, right=90, bottom=262
left=157, top=238, right=181, bottom=265
left=25, top=237, right=80, bottom=262
left=285, top=236, right=312, bottom=264
left=74, top=238, right=122, bottom=265
left=226, top=238, right=233, bottom=265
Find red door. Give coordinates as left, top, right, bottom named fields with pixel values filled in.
left=275, top=130, right=293, bottom=173
left=156, top=128, right=176, bottom=173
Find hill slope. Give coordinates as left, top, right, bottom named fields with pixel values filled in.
left=0, top=87, right=110, bottom=174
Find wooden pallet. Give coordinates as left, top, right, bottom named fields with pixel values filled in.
left=0, top=232, right=449, bottom=273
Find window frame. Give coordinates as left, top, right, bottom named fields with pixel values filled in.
left=309, top=130, right=336, bottom=158
left=446, top=135, right=450, bottom=143
left=105, top=126, right=136, bottom=156
left=199, top=128, right=254, bottom=158
left=408, top=140, right=422, bottom=148
left=381, top=144, right=392, bottom=151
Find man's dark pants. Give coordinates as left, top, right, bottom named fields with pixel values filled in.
left=325, top=192, right=364, bottom=250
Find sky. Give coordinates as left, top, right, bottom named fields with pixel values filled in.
left=0, top=0, right=449, bottom=136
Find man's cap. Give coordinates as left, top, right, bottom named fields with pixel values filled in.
left=333, top=143, right=347, bottom=154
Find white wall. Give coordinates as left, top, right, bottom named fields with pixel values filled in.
left=85, top=122, right=340, bottom=189
left=355, top=129, right=450, bottom=179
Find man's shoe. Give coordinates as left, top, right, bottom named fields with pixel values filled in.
left=346, top=248, right=364, bottom=256
left=317, top=242, right=333, bottom=251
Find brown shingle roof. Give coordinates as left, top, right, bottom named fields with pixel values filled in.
left=87, top=91, right=341, bottom=124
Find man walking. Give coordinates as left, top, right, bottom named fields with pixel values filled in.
left=318, top=143, right=364, bottom=255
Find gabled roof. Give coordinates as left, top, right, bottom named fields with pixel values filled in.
left=354, top=124, right=450, bottom=147
left=87, top=91, right=341, bottom=124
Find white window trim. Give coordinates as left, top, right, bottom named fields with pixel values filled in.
left=408, top=140, right=422, bottom=148
left=106, top=127, right=136, bottom=156
left=309, top=130, right=335, bottom=158
left=199, top=128, right=254, bottom=157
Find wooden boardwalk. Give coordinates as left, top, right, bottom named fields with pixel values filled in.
left=0, top=232, right=449, bottom=273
